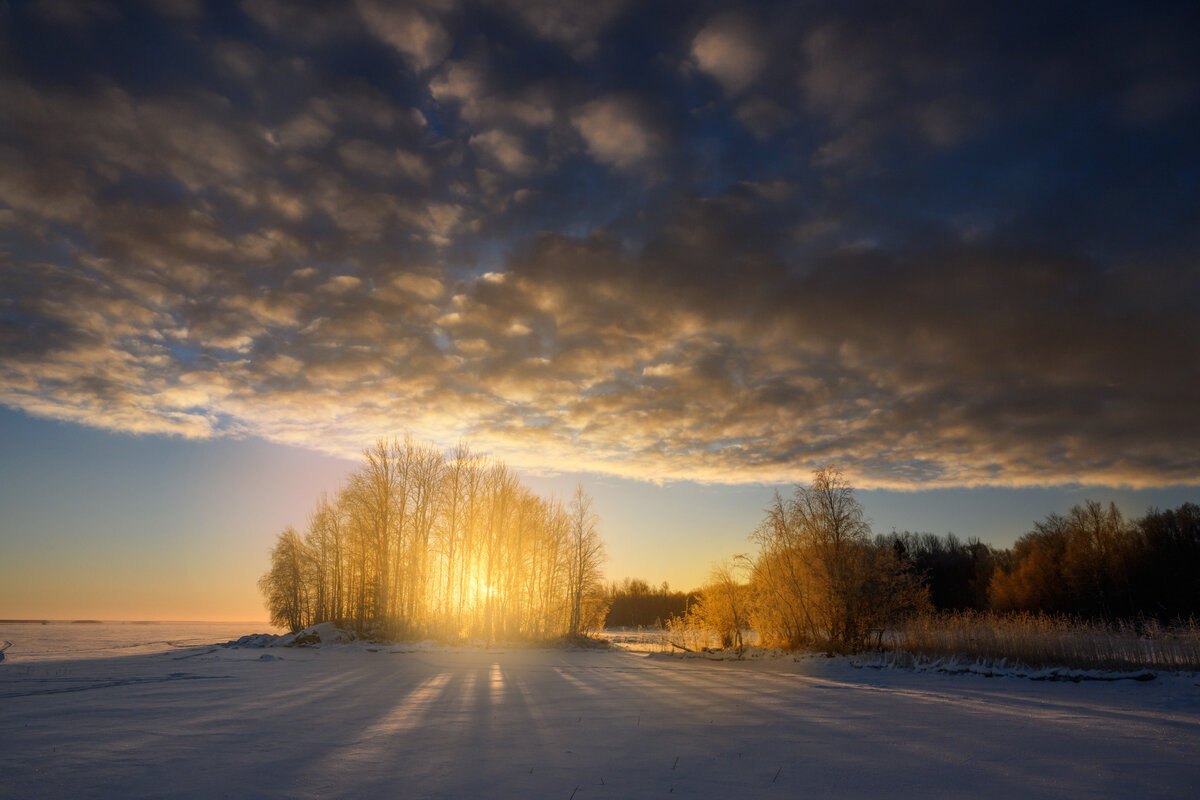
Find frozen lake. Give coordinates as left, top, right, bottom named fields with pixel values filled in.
left=2, top=632, right=1198, bottom=798
left=0, top=620, right=271, bottom=662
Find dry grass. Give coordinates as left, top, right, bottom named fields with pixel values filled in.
left=608, top=614, right=1200, bottom=673
left=888, top=612, right=1200, bottom=672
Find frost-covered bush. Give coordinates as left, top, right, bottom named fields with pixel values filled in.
left=748, top=467, right=929, bottom=651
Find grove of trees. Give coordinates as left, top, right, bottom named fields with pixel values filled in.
left=603, top=578, right=691, bottom=628
left=259, top=437, right=607, bottom=640
left=675, top=468, right=1199, bottom=654
left=264, top=442, right=1199, bottom=652
left=878, top=501, right=1200, bottom=623
left=990, top=501, right=1200, bottom=621
left=875, top=531, right=999, bottom=612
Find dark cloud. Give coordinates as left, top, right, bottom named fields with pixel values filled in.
left=1, top=0, right=1198, bottom=488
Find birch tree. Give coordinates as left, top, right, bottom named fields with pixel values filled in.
left=567, top=483, right=606, bottom=637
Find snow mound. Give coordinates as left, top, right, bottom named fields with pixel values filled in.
left=223, top=622, right=355, bottom=649
left=287, top=622, right=354, bottom=647
left=224, top=632, right=282, bottom=648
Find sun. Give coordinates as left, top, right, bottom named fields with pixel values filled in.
left=464, top=576, right=496, bottom=610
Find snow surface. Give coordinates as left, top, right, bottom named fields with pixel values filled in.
left=2, top=634, right=1199, bottom=799
left=0, top=621, right=275, bottom=662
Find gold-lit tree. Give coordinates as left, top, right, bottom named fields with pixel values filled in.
left=260, top=437, right=608, bottom=640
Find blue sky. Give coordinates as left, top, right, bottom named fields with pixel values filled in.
left=1, top=0, right=1198, bottom=618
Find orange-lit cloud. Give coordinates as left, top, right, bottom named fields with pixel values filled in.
left=5, top=203, right=1198, bottom=489
left=691, top=15, right=767, bottom=96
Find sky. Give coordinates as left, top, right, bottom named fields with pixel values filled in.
left=1, top=0, right=1198, bottom=620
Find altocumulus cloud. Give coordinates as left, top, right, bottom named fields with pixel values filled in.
left=1, top=0, right=1198, bottom=489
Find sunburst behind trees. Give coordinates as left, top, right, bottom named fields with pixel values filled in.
left=259, top=437, right=607, bottom=640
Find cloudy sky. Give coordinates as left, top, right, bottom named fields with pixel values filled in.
left=2, top=0, right=1198, bottom=618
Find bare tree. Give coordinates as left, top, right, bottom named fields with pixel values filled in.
left=693, top=558, right=751, bottom=650
left=403, top=441, right=443, bottom=629
left=750, top=466, right=927, bottom=650
left=566, top=483, right=606, bottom=638
left=259, top=526, right=311, bottom=632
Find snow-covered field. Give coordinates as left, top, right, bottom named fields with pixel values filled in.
left=2, top=627, right=1199, bottom=799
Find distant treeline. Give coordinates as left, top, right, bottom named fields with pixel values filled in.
left=876, top=501, right=1200, bottom=621
left=604, top=578, right=692, bottom=628
left=995, top=501, right=1199, bottom=620
left=259, top=438, right=607, bottom=640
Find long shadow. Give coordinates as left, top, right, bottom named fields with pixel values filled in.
left=1, top=645, right=454, bottom=799
left=5, top=646, right=1198, bottom=799
left=536, top=651, right=1200, bottom=798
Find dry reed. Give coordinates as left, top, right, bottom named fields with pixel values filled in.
left=888, top=612, right=1200, bottom=672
